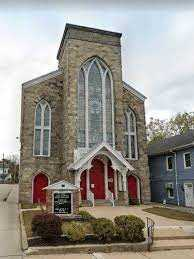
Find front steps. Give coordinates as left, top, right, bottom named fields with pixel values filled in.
left=81, top=199, right=113, bottom=207
left=152, top=226, right=194, bottom=251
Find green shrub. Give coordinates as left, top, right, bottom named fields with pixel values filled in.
left=78, top=210, right=96, bottom=221
left=65, top=222, right=86, bottom=242
left=32, top=213, right=62, bottom=239
left=114, top=215, right=145, bottom=242
left=92, top=218, right=115, bottom=242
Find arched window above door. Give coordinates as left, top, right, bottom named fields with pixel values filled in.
left=77, top=57, right=115, bottom=149
left=34, top=100, right=51, bottom=156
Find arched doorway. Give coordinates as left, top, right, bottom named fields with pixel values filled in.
left=90, top=159, right=105, bottom=199
left=80, top=170, right=87, bottom=200
left=33, top=173, right=48, bottom=204
left=128, top=175, right=138, bottom=205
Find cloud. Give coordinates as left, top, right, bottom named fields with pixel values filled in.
left=0, top=8, right=194, bottom=156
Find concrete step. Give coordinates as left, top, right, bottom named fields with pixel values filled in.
left=152, top=239, right=194, bottom=251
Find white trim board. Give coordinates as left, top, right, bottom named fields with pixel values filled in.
left=22, top=70, right=63, bottom=89
left=68, top=142, right=134, bottom=171
left=123, top=81, right=146, bottom=102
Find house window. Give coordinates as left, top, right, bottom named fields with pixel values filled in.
left=34, top=100, right=51, bottom=156
left=124, top=108, right=138, bottom=159
left=166, top=156, right=173, bottom=171
left=184, top=153, right=191, bottom=168
left=77, top=57, right=114, bottom=148
left=165, top=183, right=174, bottom=199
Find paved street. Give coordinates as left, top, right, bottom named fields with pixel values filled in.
left=0, top=184, right=22, bottom=259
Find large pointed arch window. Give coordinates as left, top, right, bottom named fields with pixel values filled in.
left=34, top=100, right=51, bottom=156
left=124, top=108, right=138, bottom=159
left=77, top=57, right=114, bottom=148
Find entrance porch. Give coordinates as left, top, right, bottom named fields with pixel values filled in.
left=68, top=143, right=141, bottom=206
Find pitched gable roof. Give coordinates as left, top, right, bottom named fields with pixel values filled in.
left=123, top=81, right=146, bottom=102
left=44, top=180, right=78, bottom=190
left=68, top=142, right=134, bottom=171
left=148, top=130, right=194, bottom=156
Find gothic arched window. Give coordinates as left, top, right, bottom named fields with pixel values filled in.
left=34, top=100, right=51, bottom=156
left=77, top=57, right=114, bottom=148
left=124, top=108, right=138, bottom=159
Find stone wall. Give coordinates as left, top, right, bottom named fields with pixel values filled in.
left=19, top=25, right=150, bottom=204
left=19, top=77, right=64, bottom=203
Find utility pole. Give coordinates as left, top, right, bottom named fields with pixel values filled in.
left=2, top=153, right=4, bottom=174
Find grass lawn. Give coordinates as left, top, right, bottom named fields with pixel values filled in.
left=22, top=210, right=94, bottom=238
left=143, top=206, right=194, bottom=221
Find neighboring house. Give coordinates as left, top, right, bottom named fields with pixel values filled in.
left=148, top=130, right=194, bottom=207
left=19, top=24, right=150, bottom=205
left=0, top=159, right=10, bottom=182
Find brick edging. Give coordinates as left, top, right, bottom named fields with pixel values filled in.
left=18, top=204, right=29, bottom=251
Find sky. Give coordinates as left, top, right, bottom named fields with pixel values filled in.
left=1, top=1, right=194, bottom=157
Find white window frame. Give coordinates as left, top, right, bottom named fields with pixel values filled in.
left=165, top=182, right=174, bottom=199
left=166, top=156, right=173, bottom=171
left=183, top=152, right=192, bottom=169
left=124, top=109, right=138, bottom=160
left=33, top=100, right=51, bottom=157
left=77, top=57, right=115, bottom=149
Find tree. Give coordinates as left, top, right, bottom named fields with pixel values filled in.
left=147, top=112, right=194, bottom=144
left=6, top=154, right=19, bottom=183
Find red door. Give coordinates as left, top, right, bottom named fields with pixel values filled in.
left=108, top=162, right=115, bottom=198
left=128, top=175, right=137, bottom=204
left=90, top=159, right=105, bottom=199
left=80, top=170, right=87, bottom=200
left=33, top=173, right=48, bottom=204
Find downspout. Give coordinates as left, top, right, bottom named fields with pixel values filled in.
left=171, top=151, right=180, bottom=206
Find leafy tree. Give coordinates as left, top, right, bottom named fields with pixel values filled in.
left=147, top=112, right=194, bottom=144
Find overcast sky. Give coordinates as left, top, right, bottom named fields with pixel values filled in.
left=1, top=2, right=194, bottom=157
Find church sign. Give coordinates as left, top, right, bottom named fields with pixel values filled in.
left=43, top=180, right=79, bottom=216
left=53, top=192, right=72, bottom=214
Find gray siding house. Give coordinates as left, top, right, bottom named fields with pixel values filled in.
left=148, top=130, right=194, bottom=207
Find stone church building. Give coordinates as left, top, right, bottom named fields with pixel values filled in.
left=19, top=24, right=150, bottom=206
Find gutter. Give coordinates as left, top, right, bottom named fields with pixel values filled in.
left=170, top=150, right=180, bottom=206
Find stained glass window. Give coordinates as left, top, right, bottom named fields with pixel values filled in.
left=34, top=100, right=51, bottom=156
left=77, top=57, right=114, bottom=148
left=124, top=108, right=138, bottom=159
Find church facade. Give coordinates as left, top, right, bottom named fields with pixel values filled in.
left=19, top=24, right=150, bottom=206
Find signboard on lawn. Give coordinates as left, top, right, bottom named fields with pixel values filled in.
left=53, top=192, right=72, bottom=214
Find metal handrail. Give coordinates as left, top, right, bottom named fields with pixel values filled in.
left=146, top=217, right=155, bottom=251
left=107, top=190, right=115, bottom=207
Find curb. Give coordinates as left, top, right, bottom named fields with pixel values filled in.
left=25, top=241, right=148, bottom=255
left=18, top=204, right=29, bottom=251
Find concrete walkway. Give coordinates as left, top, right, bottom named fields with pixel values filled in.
left=81, top=205, right=194, bottom=227
left=27, top=250, right=194, bottom=259
left=0, top=184, right=22, bottom=258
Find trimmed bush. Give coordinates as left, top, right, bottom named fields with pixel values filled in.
left=114, top=215, right=145, bottom=242
left=65, top=222, right=86, bottom=242
left=31, top=213, right=62, bottom=239
left=78, top=210, right=96, bottom=221
left=92, top=218, right=115, bottom=242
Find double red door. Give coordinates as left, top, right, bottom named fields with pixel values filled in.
left=90, top=159, right=105, bottom=199
left=33, top=173, right=48, bottom=204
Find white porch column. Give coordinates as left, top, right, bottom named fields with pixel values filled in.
left=104, top=162, right=108, bottom=199
left=114, top=170, right=118, bottom=199
left=121, top=168, right=128, bottom=192
left=86, top=169, right=90, bottom=200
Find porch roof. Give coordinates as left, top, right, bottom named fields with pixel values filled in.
left=68, top=142, right=134, bottom=171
